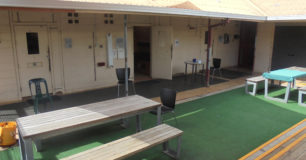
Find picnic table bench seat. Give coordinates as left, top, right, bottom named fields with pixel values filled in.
left=17, top=95, right=162, bottom=160
left=62, top=124, right=183, bottom=160
left=245, top=76, right=265, bottom=96
left=298, top=86, right=306, bottom=107
left=299, top=86, right=306, bottom=91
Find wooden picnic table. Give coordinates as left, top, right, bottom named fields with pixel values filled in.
left=17, top=95, right=161, bottom=160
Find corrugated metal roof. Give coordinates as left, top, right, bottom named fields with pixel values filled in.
left=48, top=0, right=265, bottom=16
left=1, top=0, right=306, bottom=21
left=251, top=0, right=306, bottom=16
left=0, top=0, right=266, bottom=21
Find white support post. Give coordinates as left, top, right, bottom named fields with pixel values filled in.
left=124, top=15, right=128, bottom=96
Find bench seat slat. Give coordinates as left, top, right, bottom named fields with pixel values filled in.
left=74, top=125, right=174, bottom=160
left=62, top=124, right=183, bottom=160
left=299, top=86, right=306, bottom=91
left=246, top=76, right=265, bottom=82
left=63, top=123, right=170, bottom=159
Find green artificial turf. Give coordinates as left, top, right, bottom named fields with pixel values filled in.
left=1, top=86, right=305, bottom=160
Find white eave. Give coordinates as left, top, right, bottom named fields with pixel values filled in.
left=0, top=0, right=266, bottom=21
left=267, top=14, right=306, bottom=22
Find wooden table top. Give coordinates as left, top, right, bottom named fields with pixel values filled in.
left=17, top=95, right=161, bottom=138
left=287, top=66, right=306, bottom=72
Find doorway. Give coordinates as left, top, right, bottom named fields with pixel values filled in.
left=272, top=26, right=306, bottom=70
left=238, top=22, right=257, bottom=70
left=15, top=26, right=53, bottom=97
left=133, top=26, right=151, bottom=82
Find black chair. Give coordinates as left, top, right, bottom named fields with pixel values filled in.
left=29, top=78, right=53, bottom=114
left=211, top=58, right=222, bottom=81
left=150, top=88, right=178, bottom=127
left=116, top=68, right=136, bottom=97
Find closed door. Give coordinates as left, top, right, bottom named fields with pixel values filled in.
left=62, top=30, right=95, bottom=91
left=151, top=26, right=173, bottom=80
left=15, top=26, right=53, bottom=97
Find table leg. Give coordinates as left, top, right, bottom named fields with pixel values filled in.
left=162, top=136, right=182, bottom=159
left=264, top=79, right=269, bottom=97
left=136, top=114, right=142, bottom=132
left=202, top=64, right=205, bottom=79
left=34, top=139, right=42, bottom=152
left=185, top=63, right=187, bottom=76
left=157, top=105, right=162, bottom=125
left=19, top=131, right=34, bottom=160
left=163, top=141, right=169, bottom=152
left=191, top=64, right=194, bottom=76
left=292, top=79, right=296, bottom=89
left=284, top=82, right=291, bottom=103
left=120, top=118, right=129, bottom=128
left=176, top=136, right=182, bottom=158
left=265, top=78, right=291, bottom=103
left=19, top=131, right=26, bottom=160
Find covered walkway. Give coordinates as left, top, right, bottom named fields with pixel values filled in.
left=0, top=68, right=249, bottom=122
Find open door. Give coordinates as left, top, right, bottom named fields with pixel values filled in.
left=151, top=26, right=173, bottom=80
left=238, top=22, right=257, bottom=69
left=134, top=26, right=151, bottom=82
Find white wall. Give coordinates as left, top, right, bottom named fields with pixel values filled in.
left=0, top=11, right=19, bottom=103
left=253, top=23, right=275, bottom=73
left=211, top=21, right=241, bottom=68
left=0, top=10, right=242, bottom=104
left=172, top=18, right=241, bottom=75
left=60, top=13, right=134, bottom=93
left=172, top=17, right=207, bottom=74
left=94, top=14, right=134, bottom=89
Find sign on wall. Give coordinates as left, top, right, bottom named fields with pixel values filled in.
left=64, top=38, right=72, bottom=48
left=116, top=37, right=124, bottom=59
left=106, top=33, right=114, bottom=67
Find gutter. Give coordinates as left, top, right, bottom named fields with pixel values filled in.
left=267, top=15, right=306, bottom=21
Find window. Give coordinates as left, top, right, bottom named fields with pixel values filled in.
left=26, top=32, right=39, bottom=54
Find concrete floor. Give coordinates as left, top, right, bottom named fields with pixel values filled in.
left=0, top=69, right=249, bottom=122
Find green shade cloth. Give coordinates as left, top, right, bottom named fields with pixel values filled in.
left=263, top=69, right=306, bottom=82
